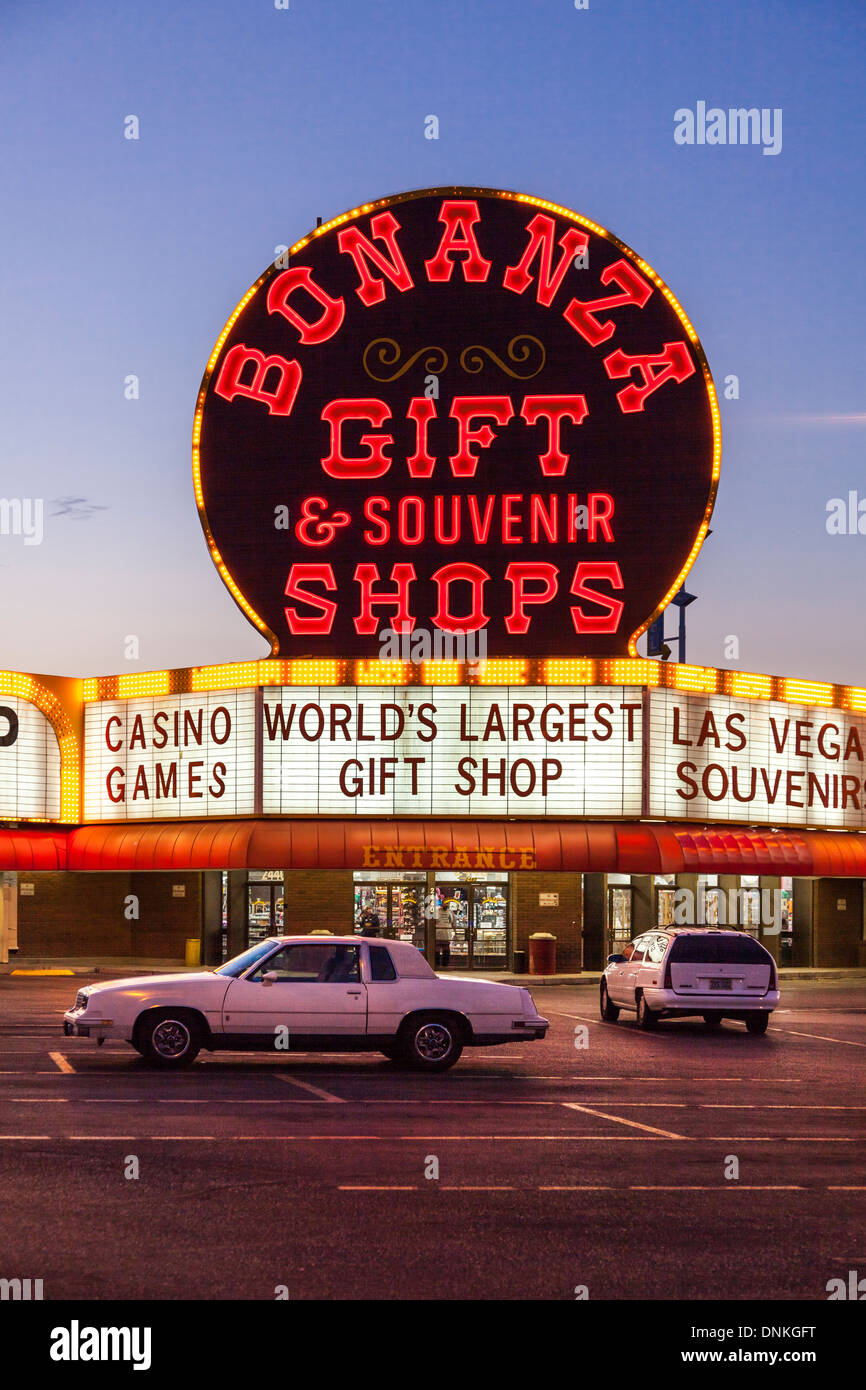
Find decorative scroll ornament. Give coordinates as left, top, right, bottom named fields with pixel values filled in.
left=459, top=335, right=546, bottom=379
left=362, top=338, right=448, bottom=381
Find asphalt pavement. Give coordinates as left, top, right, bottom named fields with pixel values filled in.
left=1, top=973, right=864, bottom=1301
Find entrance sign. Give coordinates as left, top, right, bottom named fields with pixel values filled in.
left=195, top=187, right=719, bottom=658
left=0, top=697, right=61, bottom=820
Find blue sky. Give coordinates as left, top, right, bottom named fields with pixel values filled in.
left=1, top=0, right=864, bottom=681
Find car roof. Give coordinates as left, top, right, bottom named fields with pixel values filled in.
left=267, top=935, right=436, bottom=978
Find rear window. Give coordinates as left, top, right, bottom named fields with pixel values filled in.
left=668, top=934, right=770, bottom=965
left=369, top=945, right=397, bottom=981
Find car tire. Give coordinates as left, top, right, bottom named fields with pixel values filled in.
left=401, top=1014, right=464, bottom=1072
left=745, top=1013, right=770, bottom=1035
left=138, top=1011, right=202, bottom=1067
left=702, top=1013, right=723, bottom=1029
left=636, top=993, right=657, bottom=1030
left=600, top=982, right=620, bottom=1022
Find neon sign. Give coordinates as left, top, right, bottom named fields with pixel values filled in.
left=194, top=187, right=719, bottom=657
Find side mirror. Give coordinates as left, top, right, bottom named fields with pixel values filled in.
left=607, top=953, right=627, bottom=965
left=261, top=971, right=278, bottom=986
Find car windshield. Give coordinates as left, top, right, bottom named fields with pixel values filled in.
left=214, top=939, right=280, bottom=978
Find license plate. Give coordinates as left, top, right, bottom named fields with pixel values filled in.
left=709, top=978, right=733, bottom=991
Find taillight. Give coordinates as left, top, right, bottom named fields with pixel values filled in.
left=663, top=958, right=673, bottom=989
left=768, top=959, right=778, bottom=992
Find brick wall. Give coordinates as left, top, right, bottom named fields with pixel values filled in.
left=513, top=872, right=582, bottom=971
left=16, top=872, right=202, bottom=960
left=282, top=870, right=356, bottom=935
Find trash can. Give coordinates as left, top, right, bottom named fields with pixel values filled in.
left=512, top=949, right=527, bottom=974
left=529, top=932, right=556, bottom=975
left=184, top=938, right=201, bottom=967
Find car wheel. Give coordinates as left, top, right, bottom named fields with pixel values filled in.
left=139, top=1011, right=201, bottom=1067
left=600, top=982, right=620, bottom=1022
left=402, top=1015, right=463, bottom=1072
left=745, top=1013, right=770, bottom=1035
left=702, top=1013, right=723, bottom=1029
left=636, top=994, right=657, bottom=1030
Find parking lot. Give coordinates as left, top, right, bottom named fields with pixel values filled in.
left=1, top=973, right=864, bottom=1301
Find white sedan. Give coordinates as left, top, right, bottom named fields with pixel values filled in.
left=63, top=936, right=549, bottom=1071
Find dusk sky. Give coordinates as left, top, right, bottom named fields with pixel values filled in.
left=1, top=0, right=864, bottom=682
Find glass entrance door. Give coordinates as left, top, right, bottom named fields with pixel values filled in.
left=353, top=882, right=424, bottom=945
left=247, top=882, right=284, bottom=947
left=437, top=882, right=508, bottom=969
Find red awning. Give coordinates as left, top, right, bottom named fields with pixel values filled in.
left=3, top=820, right=866, bottom=876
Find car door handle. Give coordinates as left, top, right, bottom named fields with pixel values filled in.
left=346, top=989, right=364, bottom=995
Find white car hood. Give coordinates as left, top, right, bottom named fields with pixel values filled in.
left=86, top=970, right=217, bottom=996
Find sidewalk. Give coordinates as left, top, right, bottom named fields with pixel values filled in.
left=2, top=957, right=865, bottom=985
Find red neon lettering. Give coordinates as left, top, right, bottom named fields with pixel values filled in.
left=284, top=563, right=338, bottom=633
left=530, top=494, right=557, bottom=543
left=213, top=343, right=302, bottom=416
left=449, top=397, right=513, bottom=477
left=362, top=496, right=389, bottom=545
left=353, top=563, right=417, bottom=634
left=294, top=497, right=351, bottom=546
left=434, top=495, right=460, bottom=544
left=564, top=260, right=653, bottom=346
left=266, top=266, right=345, bottom=344
left=603, top=340, right=696, bottom=412
left=468, top=495, right=495, bottom=544
left=430, top=562, right=490, bottom=632
left=424, top=200, right=492, bottom=283
left=504, top=563, right=558, bottom=634
left=588, top=493, right=615, bottom=542
left=397, top=496, right=424, bottom=545
left=502, top=213, right=588, bottom=305
left=337, top=211, right=415, bottom=306
left=569, top=562, right=625, bottom=633
left=320, top=399, right=393, bottom=477
left=406, top=397, right=437, bottom=477
left=520, top=395, right=588, bottom=476
left=501, top=494, right=523, bottom=544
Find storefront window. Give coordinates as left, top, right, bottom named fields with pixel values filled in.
left=435, top=879, right=508, bottom=969
left=656, top=875, right=677, bottom=927
left=608, top=885, right=632, bottom=942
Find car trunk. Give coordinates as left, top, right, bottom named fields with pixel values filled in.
left=667, top=936, right=773, bottom=997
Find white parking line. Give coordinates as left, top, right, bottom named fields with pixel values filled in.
left=771, top=1027, right=866, bottom=1048
left=562, top=1102, right=687, bottom=1139
left=274, top=1075, right=344, bottom=1103
left=48, top=1052, right=75, bottom=1074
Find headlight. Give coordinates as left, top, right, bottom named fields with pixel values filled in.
left=74, top=988, right=91, bottom=1011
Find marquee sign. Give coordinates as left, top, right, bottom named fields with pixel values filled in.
left=0, top=697, right=61, bottom=821
left=194, top=187, right=719, bottom=658
left=81, top=683, right=866, bottom=830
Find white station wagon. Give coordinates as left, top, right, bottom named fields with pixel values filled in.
left=63, top=936, right=549, bottom=1071
left=600, top=928, right=780, bottom=1033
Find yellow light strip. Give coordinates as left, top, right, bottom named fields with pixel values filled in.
left=725, top=671, right=773, bottom=701
left=542, top=658, right=596, bottom=685
left=604, top=659, right=662, bottom=686
left=116, top=671, right=172, bottom=699
left=190, top=662, right=261, bottom=691
left=781, top=678, right=834, bottom=708
left=287, top=659, right=340, bottom=685
left=0, top=671, right=79, bottom=821
left=842, top=686, right=866, bottom=713
left=355, top=661, right=409, bottom=685
left=420, top=661, right=462, bottom=684
left=669, top=664, right=721, bottom=694
left=474, top=659, right=528, bottom=685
